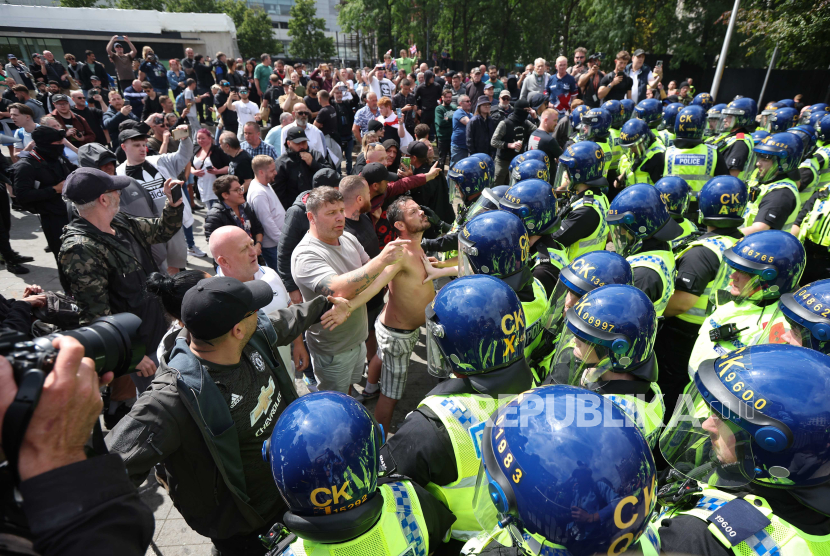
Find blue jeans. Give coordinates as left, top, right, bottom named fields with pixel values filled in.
left=339, top=136, right=354, bottom=175
left=261, top=245, right=279, bottom=269
left=450, top=145, right=468, bottom=166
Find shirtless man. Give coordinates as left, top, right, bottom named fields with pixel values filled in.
left=369, top=196, right=435, bottom=430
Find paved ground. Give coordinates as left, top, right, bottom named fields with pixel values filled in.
left=2, top=202, right=439, bottom=555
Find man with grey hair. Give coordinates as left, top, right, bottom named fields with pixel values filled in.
left=280, top=102, right=326, bottom=157
left=264, top=111, right=294, bottom=155
left=546, top=55, right=578, bottom=114
left=519, top=57, right=550, bottom=100
left=290, top=186, right=409, bottom=396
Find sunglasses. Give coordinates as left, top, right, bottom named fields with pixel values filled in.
left=296, top=111, right=311, bottom=116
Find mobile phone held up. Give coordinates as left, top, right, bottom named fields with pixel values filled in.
left=172, top=127, right=189, bottom=140
left=170, top=182, right=183, bottom=204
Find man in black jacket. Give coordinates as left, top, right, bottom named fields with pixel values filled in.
left=272, top=127, right=333, bottom=209
left=12, top=126, right=75, bottom=269
left=106, top=276, right=351, bottom=556
left=414, top=70, right=442, bottom=141
left=77, top=50, right=109, bottom=94
left=466, top=96, right=496, bottom=157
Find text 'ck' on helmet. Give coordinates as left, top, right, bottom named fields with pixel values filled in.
left=675, top=105, right=707, bottom=140
left=607, top=183, right=684, bottom=256
left=552, top=141, right=606, bottom=192
left=697, top=175, right=748, bottom=227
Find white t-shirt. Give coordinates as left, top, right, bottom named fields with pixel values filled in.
left=366, top=76, right=395, bottom=100
left=233, top=100, right=260, bottom=135
left=192, top=154, right=218, bottom=203
left=13, top=126, right=35, bottom=149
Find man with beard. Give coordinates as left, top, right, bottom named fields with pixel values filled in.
left=279, top=102, right=326, bottom=158
left=273, top=127, right=332, bottom=209
left=363, top=195, right=435, bottom=430
left=414, top=70, right=442, bottom=140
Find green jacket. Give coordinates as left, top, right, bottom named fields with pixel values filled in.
left=436, top=103, right=456, bottom=141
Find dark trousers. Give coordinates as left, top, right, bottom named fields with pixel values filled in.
left=196, top=88, right=215, bottom=123
left=41, top=212, right=71, bottom=292
left=117, top=78, right=133, bottom=94
left=437, top=139, right=451, bottom=169
left=211, top=517, right=276, bottom=555
left=421, top=110, right=436, bottom=141
left=0, top=185, right=13, bottom=258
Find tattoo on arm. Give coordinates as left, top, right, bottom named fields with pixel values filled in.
left=317, top=276, right=334, bottom=297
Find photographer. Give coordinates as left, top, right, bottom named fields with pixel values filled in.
left=577, top=53, right=605, bottom=108
left=215, top=80, right=240, bottom=136
left=597, top=50, right=633, bottom=101
left=0, top=335, right=154, bottom=556
left=106, top=276, right=351, bottom=556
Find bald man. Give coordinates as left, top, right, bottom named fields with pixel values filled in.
left=280, top=102, right=326, bottom=157
left=210, top=225, right=324, bottom=376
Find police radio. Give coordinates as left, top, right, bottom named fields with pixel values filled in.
left=709, top=323, right=749, bottom=342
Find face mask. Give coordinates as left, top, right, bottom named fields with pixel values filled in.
left=35, top=143, right=65, bottom=160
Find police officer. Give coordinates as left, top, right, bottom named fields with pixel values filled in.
left=262, top=391, right=455, bottom=555
left=713, top=97, right=757, bottom=181
left=633, top=98, right=663, bottom=129
left=686, top=230, right=806, bottom=375
left=436, top=155, right=493, bottom=259
left=652, top=344, right=830, bottom=556
left=471, top=152, right=495, bottom=186
left=616, top=118, right=666, bottom=187
left=705, top=103, right=728, bottom=138
left=546, top=284, right=665, bottom=447
left=664, top=105, right=729, bottom=207
left=420, top=185, right=509, bottom=256
left=691, top=91, right=714, bottom=112
left=742, top=132, right=803, bottom=234
left=800, top=102, right=829, bottom=126
left=658, top=102, right=684, bottom=147
left=506, top=149, right=550, bottom=182
left=509, top=157, right=549, bottom=186
left=768, top=107, right=799, bottom=134
left=566, top=107, right=615, bottom=178
left=656, top=176, right=747, bottom=417
left=499, top=177, right=568, bottom=294
left=789, top=125, right=822, bottom=205
left=465, top=385, right=658, bottom=555
left=607, top=183, right=683, bottom=316
left=568, top=104, right=589, bottom=141
left=655, top=176, right=698, bottom=249
left=379, top=274, right=534, bottom=545
left=817, top=114, right=830, bottom=154
left=792, top=185, right=830, bottom=286
left=620, top=98, right=636, bottom=122
left=758, top=101, right=782, bottom=131
left=601, top=99, right=627, bottom=174
left=753, top=279, right=830, bottom=354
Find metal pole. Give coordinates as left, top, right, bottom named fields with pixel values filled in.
left=711, top=0, right=741, bottom=101
left=758, top=44, right=779, bottom=109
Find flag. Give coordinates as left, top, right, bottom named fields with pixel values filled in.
left=409, top=44, right=417, bottom=55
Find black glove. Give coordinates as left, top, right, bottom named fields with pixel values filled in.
left=420, top=204, right=452, bottom=233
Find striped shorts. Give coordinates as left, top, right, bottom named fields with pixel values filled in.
left=375, top=319, right=420, bottom=400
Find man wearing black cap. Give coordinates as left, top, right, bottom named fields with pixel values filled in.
left=406, top=141, right=454, bottom=223
left=106, top=35, right=138, bottom=93
left=273, top=126, right=333, bottom=209
left=106, top=275, right=351, bottom=555
left=467, top=95, right=496, bottom=157
left=13, top=126, right=75, bottom=267
left=51, top=93, right=95, bottom=146
left=491, top=98, right=537, bottom=184
left=414, top=70, right=442, bottom=141
left=59, top=167, right=183, bottom=389
left=625, top=48, right=657, bottom=104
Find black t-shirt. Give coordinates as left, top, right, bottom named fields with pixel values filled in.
left=415, top=83, right=443, bottom=114
left=531, top=236, right=563, bottom=297
left=214, top=91, right=239, bottom=131
left=228, top=150, right=254, bottom=182
left=674, top=232, right=737, bottom=296
left=599, top=72, right=633, bottom=101
left=262, top=85, right=284, bottom=126
left=315, top=104, right=338, bottom=137
left=721, top=135, right=750, bottom=171
left=345, top=214, right=384, bottom=309
left=304, top=95, right=322, bottom=120
left=393, top=91, right=417, bottom=129
left=72, top=106, right=106, bottom=144
left=551, top=190, right=604, bottom=247
left=528, top=128, right=563, bottom=161
left=754, top=186, right=797, bottom=229
left=194, top=63, right=215, bottom=90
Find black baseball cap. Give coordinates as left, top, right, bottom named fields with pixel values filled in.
left=181, top=277, right=273, bottom=341
left=52, top=94, right=70, bottom=104
left=367, top=119, right=384, bottom=133
left=632, top=49, right=645, bottom=57
left=407, top=140, right=429, bottom=159
left=285, top=127, right=308, bottom=144
left=63, top=167, right=132, bottom=204
left=119, top=128, right=148, bottom=143
left=90, top=75, right=102, bottom=82
left=362, top=162, right=389, bottom=185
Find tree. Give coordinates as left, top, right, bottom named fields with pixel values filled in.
left=288, top=0, right=336, bottom=61
left=59, top=0, right=99, bottom=7
left=236, top=6, right=279, bottom=59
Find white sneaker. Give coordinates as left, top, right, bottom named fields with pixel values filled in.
left=188, top=246, right=207, bottom=258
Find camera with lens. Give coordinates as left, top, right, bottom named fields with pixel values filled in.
left=89, top=88, right=100, bottom=97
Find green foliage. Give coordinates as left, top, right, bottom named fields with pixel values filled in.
left=59, top=0, right=99, bottom=7
left=288, top=0, right=335, bottom=61
left=236, top=5, right=278, bottom=59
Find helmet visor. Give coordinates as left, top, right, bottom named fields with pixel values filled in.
left=425, top=318, right=452, bottom=378
left=465, top=187, right=501, bottom=221
left=659, top=380, right=756, bottom=488
left=472, top=461, right=511, bottom=538
left=709, top=261, right=765, bottom=309
left=544, top=278, right=581, bottom=335
left=549, top=324, right=612, bottom=386
left=609, top=223, right=639, bottom=257
left=754, top=153, right=780, bottom=184
left=752, top=304, right=821, bottom=351
left=448, top=175, right=465, bottom=205
left=705, top=114, right=721, bottom=136
left=622, top=136, right=647, bottom=161
left=457, top=236, right=478, bottom=278
left=715, top=112, right=737, bottom=135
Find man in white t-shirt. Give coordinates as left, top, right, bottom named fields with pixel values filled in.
left=231, top=87, right=261, bottom=140
left=363, top=66, right=395, bottom=100
left=9, top=102, right=38, bottom=162
left=279, top=103, right=326, bottom=158
left=210, top=225, right=309, bottom=376
left=247, top=154, right=285, bottom=270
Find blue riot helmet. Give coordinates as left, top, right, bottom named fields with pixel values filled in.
left=549, top=284, right=658, bottom=387
left=754, top=132, right=804, bottom=184
left=766, top=107, right=799, bottom=133
left=618, top=119, right=653, bottom=164
left=470, top=152, right=495, bottom=186
left=660, top=102, right=684, bottom=131
left=708, top=229, right=805, bottom=309
left=754, top=279, right=830, bottom=354
left=509, top=158, right=549, bottom=186
left=818, top=115, right=830, bottom=143
left=601, top=99, right=626, bottom=129
left=788, top=124, right=818, bottom=158
left=576, top=108, right=612, bottom=141
left=569, top=104, right=589, bottom=129
left=759, top=101, right=781, bottom=131
left=620, top=98, right=635, bottom=121
left=674, top=105, right=707, bottom=140
left=806, top=110, right=826, bottom=130
left=607, top=183, right=684, bottom=257
left=716, top=98, right=758, bottom=135
left=545, top=252, right=633, bottom=341
left=801, top=103, right=830, bottom=125
left=500, top=178, right=559, bottom=235
left=751, top=129, right=770, bottom=146
left=697, top=176, right=748, bottom=228
left=508, top=149, right=550, bottom=179
left=691, top=92, right=714, bottom=111
left=448, top=156, right=489, bottom=203
left=660, top=344, right=830, bottom=489
left=425, top=274, right=530, bottom=381
left=463, top=185, right=510, bottom=222
left=263, top=391, right=383, bottom=522
left=706, top=103, right=727, bottom=136
left=551, top=141, right=606, bottom=193
left=777, top=98, right=795, bottom=109
left=473, top=386, right=657, bottom=556
left=459, top=210, right=532, bottom=294
left=633, top=98, right=663, bottom=128
left=655, top=176, right=692, bottom=220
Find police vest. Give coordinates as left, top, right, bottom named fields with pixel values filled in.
left=604, top=382, right=665, bottom=449
left=627, top=250, right=677, bottom=316
left=282, top=481, right=429, bottom=556
left=718, top=132, right=755, bottom=182
left=669, top=218, right=700, bottom=251
left=597, top=138, right=613, bottom=178
left=619, top=141, right=666, bottom=185
left=658, top=129, right=675, bottom=148
left=523, top=278, right=548, bottom=358
left=674, top=235, right=739, bottom=326
left=706, top=131, right=729, bottom=147
left=816, top=147, right=830, bottom=190
left=640, top=487, right=830, bottom=556
left=687, top=302, right=779, bottom=377
left=743, top=177, right=801, bottom=233
left=664, top=143, right=718, bottom=197
left=418, top=393, right=514, bottom=540
left=799, top=156, right=821, bottom=205
left=564, top=191, right=609, bottom=260
left=797, top=189, right=830, bottom=247
left=607, top=128, right=624, bottom=170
